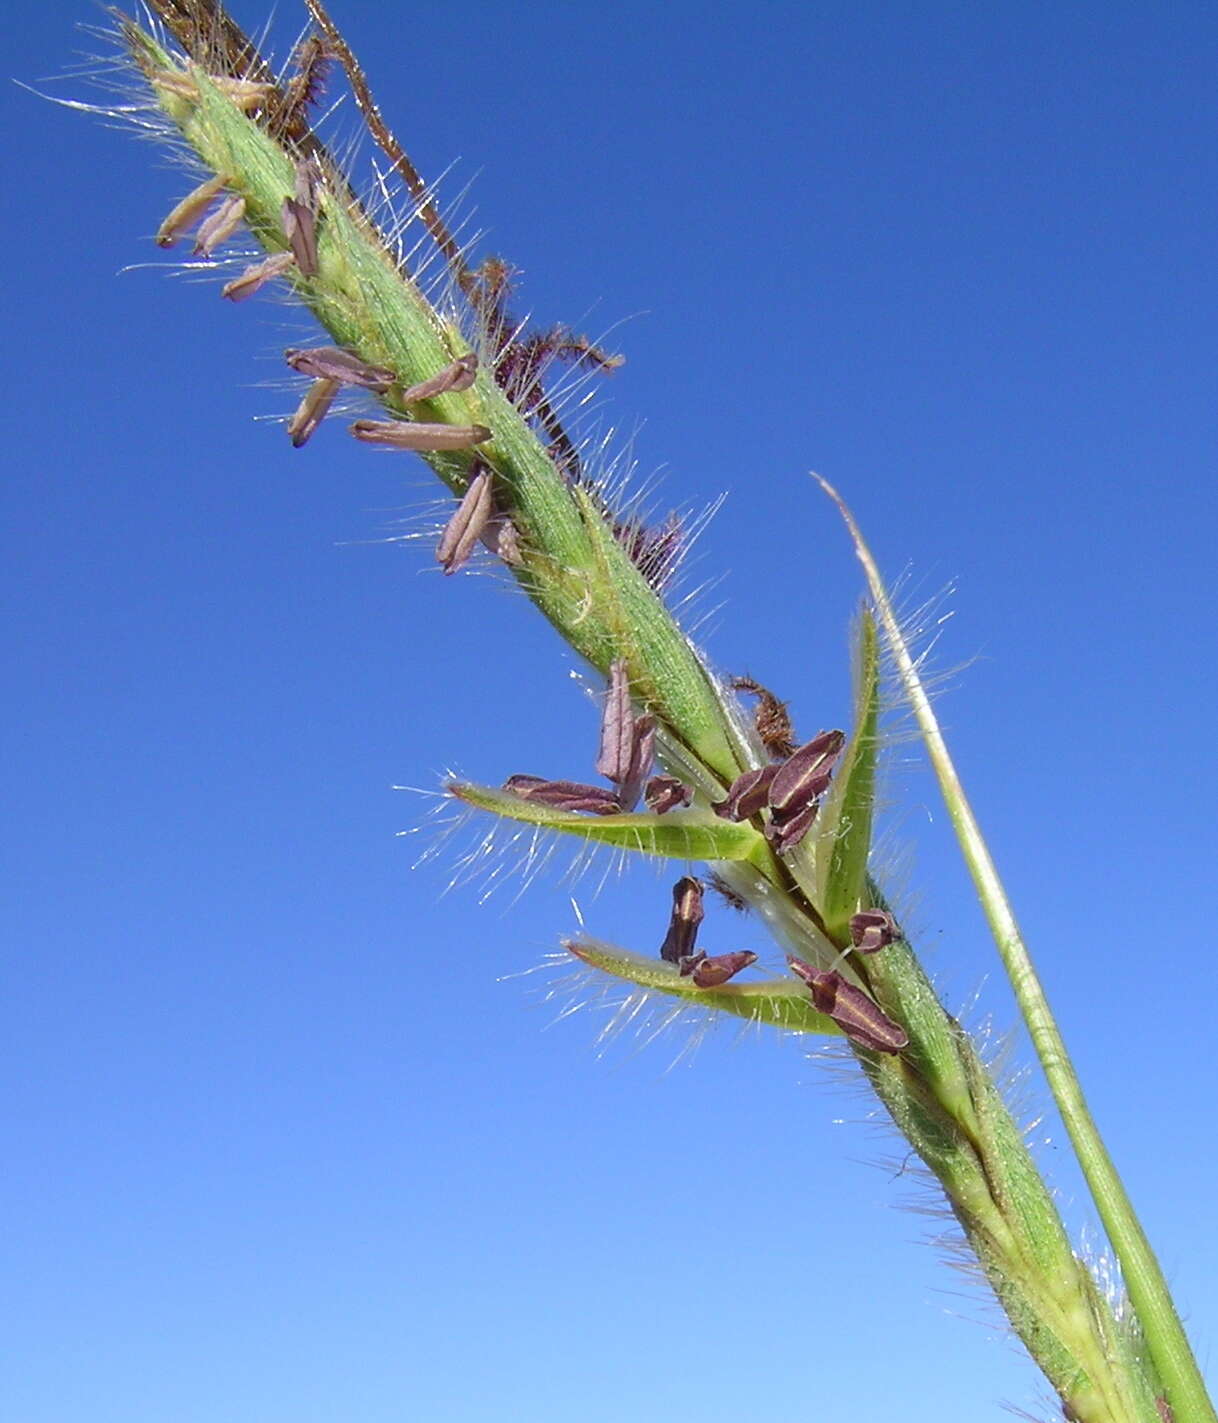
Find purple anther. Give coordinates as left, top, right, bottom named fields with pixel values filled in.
left=156, top=173, right=230, bottom=248
left=644, top=775, right=692, bottom=815
left=437, top=465, right=494, bottom=575
left=617, top=714, right=655, bottom=813
left=849, top=909, right=901, bottom=954
left=768, top=730, right=846, bottom=815
left=765, top=730, right=846, bottom=852
left=285, top=346, right=395, bottom=391
left=691, top=950, right=758, bottom=988
left=502, top=776, right=622, bottom=815
left=398, top=353, right=479, bottom=404
left=221, top=250, right=295, bottom=301
left=596, top=660, right=635, bottom=787
left=193, top=193, right=246, bottom=257
left=593, top=661, right=654, bottom=811
left=481, top=514, right=522, bottom=565
left=765, top=798, right=820, bottom=854
left=712, top=764, right=779, bottom=822
left=351, top=420, right=492, bottom=451
left=281, top=196, right=318, bottom=276
left=787, top=959, right=908, bottom=1054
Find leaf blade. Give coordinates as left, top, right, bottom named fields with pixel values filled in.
left=449, top=781, right=768, bottom=863
left=566, top=937, right=844, bottom=1037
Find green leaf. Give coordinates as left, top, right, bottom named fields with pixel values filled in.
left=814, top=607, right=880, bottom=940
left=449, top=782, right=768, bottom=863
left=566, top=937, right=844, bottom=1037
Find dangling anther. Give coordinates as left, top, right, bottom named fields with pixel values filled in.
left=659, top=877, right=704, bottom=966
left=287, top=378, right=340, bottom=448
left=399, top=353, right=479, bottom=404
left=193, top=194, right=246, bottom=257
left=351, top=420, right=492, bottom=452
left=157, top=173, right=231, bottom=248
left=595, top=660, right=654, bottom=811
left=285, top=346, right=395, bottom=391
left=436, top=463, right=495, bottom=574
left=281, top=197, right=318, bottom=276
left=222, top=250, right=295, bottom=302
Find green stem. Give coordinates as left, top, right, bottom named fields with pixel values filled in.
left=817, top=474, right=1215, bottom=1423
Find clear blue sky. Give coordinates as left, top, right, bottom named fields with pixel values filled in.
left=4, top=3, right=1217, bottom=1420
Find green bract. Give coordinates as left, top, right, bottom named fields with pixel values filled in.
left=566, top=938, right=843, bottom=1036
left=449, top=783, right=769, bottom=865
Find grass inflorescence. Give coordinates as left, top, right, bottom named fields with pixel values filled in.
left=68, top=5, right=1214, bottom=1422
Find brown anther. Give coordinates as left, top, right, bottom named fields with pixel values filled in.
left=618, top=513, right=682, bottom=592
left=193, top=193, right=246, bottom=257
left=593, top=661, right=654, bottom=812
left=659, top=877, right=704, bottom=966
left=437, top=465, right=495, bottom=575
left=287, top=378, right=340, bottom=448
left=156, top=173, right=230, bottom=248
left=351, top=420, right=492, bottom=452
left=221, top=250, right=295, bottom=302
left=285, top=346, right=395, bottom=391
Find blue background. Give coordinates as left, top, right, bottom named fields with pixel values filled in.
left=4, top=2, right=1216, bottom=1419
